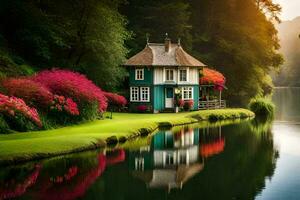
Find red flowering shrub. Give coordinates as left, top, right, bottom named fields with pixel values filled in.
left=50, top=95, right=79, bottom=116
left=2, top=78, right=53, bottom=108
left=183, top=100, right=194, bottom=111
left=175, top=99, right=184, bottom=108
left=0, top=93, right=42, bottom=130
left=104, top=92, right=127, bottom=109
left=136, top=105, right=148, bottom=113
left=199, top=68, right=226, bottom=91
left=32, top=69, right=107, bottom=113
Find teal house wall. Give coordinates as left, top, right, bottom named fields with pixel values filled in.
left=129, top=68, right=153, bottom=85
left=153, top=86, right=164, bottom=111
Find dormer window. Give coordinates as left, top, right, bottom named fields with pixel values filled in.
left=135, top=68, right=144, bottom=80
left=165, top=69, right=174, bottom=81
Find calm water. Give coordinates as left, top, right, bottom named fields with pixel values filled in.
left=1, top=87, right=300, bottom=200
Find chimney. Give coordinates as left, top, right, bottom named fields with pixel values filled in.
left=164, top=33, right=171, bottom=52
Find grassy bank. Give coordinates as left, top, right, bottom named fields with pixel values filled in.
left=0, top=108, right=254, bottom=165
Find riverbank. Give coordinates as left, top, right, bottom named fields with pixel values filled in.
left=0, top=108, right=254, bottom=165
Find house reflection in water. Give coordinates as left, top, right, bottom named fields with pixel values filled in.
left=130, top=126, right=224, bottom=192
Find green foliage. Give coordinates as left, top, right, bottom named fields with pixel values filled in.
left=0, top=0, right=130, bottom=91
left=0, top=114, right=10, bottom=134
left=0, top=0, right=284, bottom=104
left=79, top=102, right=102, bottom=121
left=0, top=52, right=34, bottom=78
left=121, top=0, right=192, bottom=56
left=3, top=113, right=38, bottom=132
left=248, top=97, right=275, bottom=118
left=121, top=0, right=284, bottom=105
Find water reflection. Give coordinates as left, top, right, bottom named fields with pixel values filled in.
left=0, top=121, right=277, bottom=200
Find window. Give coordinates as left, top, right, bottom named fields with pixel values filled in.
left=165, top=69, right=174, bottom=81
left=179, top=69, right=187, bottom=82
left=182, top=87, right=193, bottom=100
left=140, top=87, right=150, bottom=102
left=135, top=68, right=144, bottom=80
left=130, top=87, right=139, bottom=101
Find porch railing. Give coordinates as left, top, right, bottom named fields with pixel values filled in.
left=198, top=100, right=226, bottom=110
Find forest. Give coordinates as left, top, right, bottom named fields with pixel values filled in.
left=0, top=0, right=283, bottom=106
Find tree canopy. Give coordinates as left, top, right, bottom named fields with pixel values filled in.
left=0, top=0, right=283, bottom=105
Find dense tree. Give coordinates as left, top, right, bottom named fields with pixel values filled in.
left=189, top=0, right=283, bottom=105
left=0, top=0, right=130, bottom=90
left=120, top=0, right=192, bottom=56
left=0, top=0, right=283, bottom=105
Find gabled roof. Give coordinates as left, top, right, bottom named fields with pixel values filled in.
left=124, top=43, right=206, bottom=67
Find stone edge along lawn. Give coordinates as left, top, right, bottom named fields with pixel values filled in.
left=0, top=108, right=254, bottom=166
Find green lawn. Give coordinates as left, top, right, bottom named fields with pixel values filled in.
left=0, top=108, right=254, bottom=165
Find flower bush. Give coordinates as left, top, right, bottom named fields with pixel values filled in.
left=2, top=78, right=53, bottom=108
left=32, top=69, right=107, bottom=113
left=104, top=92, right=127, bottom=110
left=50, top=95, right=79, bottom=116
left=183, top=100, right=194, bottom=111
left=199, top=68, right=226, bottom=91
left=175, top=99, right=184, bottom=108
left=0, top=93, right=42, bottom=131
left=136, top=105, right=148, bottom=113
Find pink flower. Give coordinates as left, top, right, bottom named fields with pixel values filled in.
left=0, top=93, right=42, bottom=127
left=103, top=92, right=127, bottom=108
left=32, top=69, right=107, bottom=112
left=2, top=78, right=53, bottom=108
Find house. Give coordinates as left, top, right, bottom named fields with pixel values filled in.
left=124, top=36, right=226, bottom=113
left=124, top=36, right=205, bottom=113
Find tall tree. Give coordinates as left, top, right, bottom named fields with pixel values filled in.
left=0, top=0, right=130, bottom=90
left=120, top=0, right=192, bottom=56
left=189, top=0, right=283, bottom=105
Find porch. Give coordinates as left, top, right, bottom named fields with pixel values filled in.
left=198, top=84, right=226, bottom=110
left=198, top=99, right=226, bottom=110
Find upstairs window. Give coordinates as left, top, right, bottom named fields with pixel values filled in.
left=165, top=69, right=174, bottom=81
left=182, top=87, right=193, bottom=100
left=179, top=69, right=187, bottom=82
left=135, top=68, right=144, bottom=80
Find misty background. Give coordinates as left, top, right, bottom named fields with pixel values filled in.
left=274, top=17, right=300, bottom=86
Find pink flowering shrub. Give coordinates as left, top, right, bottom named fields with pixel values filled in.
left=0, top=93, right=42, bottom=131
left=183, top=100, right=194, bottom=111
left=136, top=105, right=148, bottom=113
left=103, top=92, right=127, bottom=110
left=50, top=95, right=79, bottom=116
left=175, top=99, right=185, bottom=108
left=32, top=69, right=107, bottom=113
left=2, top=78, right=53, bottom=108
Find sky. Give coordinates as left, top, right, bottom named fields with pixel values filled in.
left=274, top=0, right=300, bottom=21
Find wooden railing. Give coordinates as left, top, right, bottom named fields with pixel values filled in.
left=198, top=100, right=226, bottom=110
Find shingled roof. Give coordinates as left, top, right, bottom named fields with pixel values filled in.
left=124, top=41, right=206, bottom=67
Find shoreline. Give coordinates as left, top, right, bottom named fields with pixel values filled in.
left=0, top=108, right=254, bottom=166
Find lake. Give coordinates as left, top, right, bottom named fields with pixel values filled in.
left=0, top=87, right=300, bottom=200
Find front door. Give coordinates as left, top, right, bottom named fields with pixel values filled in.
left=165, top=87, right=174, bottom=108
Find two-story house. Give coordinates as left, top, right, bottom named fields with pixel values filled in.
left=124, top=37, right=206, bottom=113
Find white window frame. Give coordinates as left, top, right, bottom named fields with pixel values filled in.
left=181, top=87, right=193, bottom=100
left=179, top=68, right=189, bottom=82
left=130, top=87, right=139, bottom=102
left=165, top=69, right=174, bottom=81
left=140, top=87, right=150, bottom=102
left=135, top=68, right=144, bottom=80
